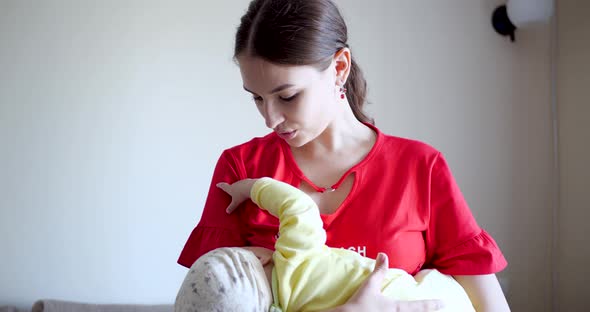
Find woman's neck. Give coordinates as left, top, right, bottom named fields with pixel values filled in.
left=295, top=116, right=374, bottom=159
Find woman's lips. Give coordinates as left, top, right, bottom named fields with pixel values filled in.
left=278, top=130, right=296, bottom=140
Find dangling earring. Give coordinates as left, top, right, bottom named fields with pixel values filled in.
left=339, top=86, right=347, bottom=99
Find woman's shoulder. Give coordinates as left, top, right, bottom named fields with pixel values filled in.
left=224, top=132, right=280, bottom=153
left=376, top=130, right=441, bottom=161
left=220, top=132, right=284, bottom=168
left=367, top=123, right=438, bottom=157
left=365, top=129, right=446, bottom=181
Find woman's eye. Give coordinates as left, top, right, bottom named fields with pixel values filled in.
left=280, top=94, right=298, bottom=102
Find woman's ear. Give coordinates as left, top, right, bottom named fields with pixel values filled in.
left=333, top=47, right=352, bottom=86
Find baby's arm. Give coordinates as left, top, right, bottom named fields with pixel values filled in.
left=249, top=177, right=326, bottom=260
left=219, top=177, right=326, bottom=260
left=216, top=179, right=273, bottom=265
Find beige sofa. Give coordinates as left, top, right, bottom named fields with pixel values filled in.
left=1, top=300, right=173, bottom=312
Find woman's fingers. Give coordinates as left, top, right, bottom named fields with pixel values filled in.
left=374, top=252, right=389, bottom=273
left=365, top=252, right=388, bottom=290
left=396, top=299, right=445, bottom=312
left=352, top=252, right=445, bottom=312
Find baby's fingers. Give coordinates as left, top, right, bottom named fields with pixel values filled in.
left=225, top=199, right=241, bottom=214
left=216, top=182, right=231, bottom=194
left=217, top=182, right=236, bottom=214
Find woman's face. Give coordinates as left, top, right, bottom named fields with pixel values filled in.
left=238, top=55, right=341, bottom=147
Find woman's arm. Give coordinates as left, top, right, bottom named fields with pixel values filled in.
left=177, top=152, right=246, bottom=268
left=453, top=274, right=510, bottom=312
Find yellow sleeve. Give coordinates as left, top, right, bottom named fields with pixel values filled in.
left=250, top=177, right=326, bottom=260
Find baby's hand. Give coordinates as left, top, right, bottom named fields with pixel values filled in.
left=242, top=246, right=273, bottom=266
left=217, top=178, right=257, bottom=214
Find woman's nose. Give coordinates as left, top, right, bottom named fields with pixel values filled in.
left=263, top=102, right=284, bottom=129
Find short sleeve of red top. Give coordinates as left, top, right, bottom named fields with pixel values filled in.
left=177, top=124, right=507, bottom=276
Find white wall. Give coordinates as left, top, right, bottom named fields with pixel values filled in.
left=557, top=1, right=590, bottom=311
left=0, top=0, right=555, bottom=311
left=0, top=0, right=265, bottom=307
left=342, top=2, right=554, bottom=310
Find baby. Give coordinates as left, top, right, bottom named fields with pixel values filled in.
left=175, top=177, right=475, bottom=312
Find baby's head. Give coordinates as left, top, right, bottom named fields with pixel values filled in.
left=175, top=247, right=272, bottom=312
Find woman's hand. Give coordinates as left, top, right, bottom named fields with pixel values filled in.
left=217, top=179, right=257, bottom=213
left=330, top=253, right=444, bottom=312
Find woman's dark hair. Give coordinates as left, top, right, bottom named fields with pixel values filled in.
left=234, top=0, right=373, bottom=125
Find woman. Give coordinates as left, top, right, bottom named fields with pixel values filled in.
left=177, top=0, right=510, bottom=311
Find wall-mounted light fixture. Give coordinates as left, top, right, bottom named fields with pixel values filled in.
left=492, top=0, right=554, bottom=42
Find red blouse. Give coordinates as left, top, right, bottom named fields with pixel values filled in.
left=178, top=124, right=507, bottom=275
